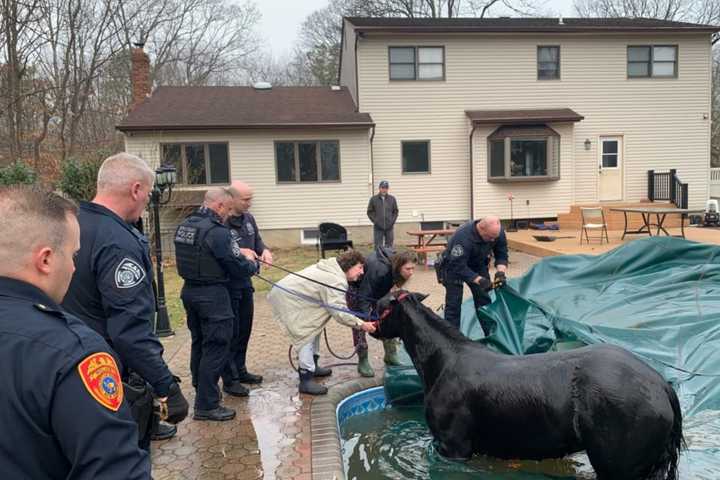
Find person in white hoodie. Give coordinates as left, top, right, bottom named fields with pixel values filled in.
left=268, top=250, right=376, bottom=395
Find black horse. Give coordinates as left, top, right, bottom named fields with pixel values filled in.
left=373, top=291, right=685, bottom=480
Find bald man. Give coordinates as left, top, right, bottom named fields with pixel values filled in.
left=174, top=188, right=258, bottom=420
left=221, top=181, right=272, bottom=391
left=441, top=216, right=509, bottom=334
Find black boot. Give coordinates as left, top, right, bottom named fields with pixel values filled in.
left=298, top=368, right=328, bottom=395
left=193, top=405, right=236, bottom=421
left=236, top=368, right=263, bottom=384
left=222, top=381, right=249, bottom=397
left=151, top=422, right=177, bottom=441
left=313, top=354, right=332, bottom=377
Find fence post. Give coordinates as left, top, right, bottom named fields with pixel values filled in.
left=682, top=183, right=689, bottom=209
left=648, top=170, right=655, bottom=201
left=669, top=169, right=677, bottom=203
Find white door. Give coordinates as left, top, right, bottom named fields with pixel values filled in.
left=598, top=137, right=623, bottom=201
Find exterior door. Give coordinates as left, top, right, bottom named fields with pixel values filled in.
left=598, top=137, right=623, bottom=201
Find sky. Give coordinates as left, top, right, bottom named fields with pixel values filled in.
left=256, top=0, right=578, bottom=58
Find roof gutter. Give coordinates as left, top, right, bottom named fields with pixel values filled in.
left=116, top=122, right=376, bottom=133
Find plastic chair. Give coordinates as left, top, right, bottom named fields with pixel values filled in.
left=580, top=207, right=609, bottom=244
left=318, top=222, right=354, bottom=258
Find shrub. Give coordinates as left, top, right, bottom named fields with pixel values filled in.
left=0, top=161, right=37, bottom=185
left=58, top=157, right=102, bottom=202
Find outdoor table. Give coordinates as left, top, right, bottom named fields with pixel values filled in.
left=406, top=228, right=456, bottom=264
left=609, top=207, right=704, bottom=240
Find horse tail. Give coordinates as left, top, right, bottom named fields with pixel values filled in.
left=646, top=383, right=686, bottom=480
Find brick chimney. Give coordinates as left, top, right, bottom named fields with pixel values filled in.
left=130, top=42, right=151, bottom=110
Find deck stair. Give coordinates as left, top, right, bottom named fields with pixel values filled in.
left=557, top=201, right=684, bottom=231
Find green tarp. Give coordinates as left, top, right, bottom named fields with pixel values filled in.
left=384, top=237, right=720, bottom=476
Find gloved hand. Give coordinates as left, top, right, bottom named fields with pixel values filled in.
left=493, top=271, right=507, bottom=289
left=161, top=378, right=189, bottom=424
left=473, top=275, right=492, bottom=291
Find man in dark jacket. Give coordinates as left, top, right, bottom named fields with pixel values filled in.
left=441, top=216, right=508, bottom=334
left=367, top=180, right=399, bottom=247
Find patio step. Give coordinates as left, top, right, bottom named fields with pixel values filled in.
left=557, top=202, right=683, bottom=230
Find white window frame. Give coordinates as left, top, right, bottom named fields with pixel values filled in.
left=300, top=228, right=319, bottom=245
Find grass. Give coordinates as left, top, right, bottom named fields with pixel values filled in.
left=160, top=245, right=375, bottom=330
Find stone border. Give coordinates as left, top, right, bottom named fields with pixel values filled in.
left=310, top=374, right=385, bottom=480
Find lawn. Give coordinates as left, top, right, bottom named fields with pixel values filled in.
left=160, top=245, right=374, bottom=330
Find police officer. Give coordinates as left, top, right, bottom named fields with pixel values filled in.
left=441, top=216, right=508, bottom=333
left=221, top=181, right=271, bottom=394
left=62, top=153, right=189, bottom=448
left=0, top=185, right=150, bottom=478
left=174, top=188, right=258, bottom=421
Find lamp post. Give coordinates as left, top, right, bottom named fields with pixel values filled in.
left=151, top=164, right=177, bottom=337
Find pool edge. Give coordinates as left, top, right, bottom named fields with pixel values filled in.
left=310, top=374, right=385, bottom=480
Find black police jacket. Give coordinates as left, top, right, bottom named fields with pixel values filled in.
left=175, top=207, right=258, bottom=286
left=444, top=220, right=509, bottom=283
left=227, top=212, right=266, bottom=295
left=62, top=202, right=174, bottom=397
left=0, top=277, right=150, bottom=479
left=355, top=246, right=395, bottom=314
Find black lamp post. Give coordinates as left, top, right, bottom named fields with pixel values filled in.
left=151, top=164, right=177, bottom=337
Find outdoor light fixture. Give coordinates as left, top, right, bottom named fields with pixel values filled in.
left=151, top=164, right=177, bottom=337
left=584, top=138, right=592, bottom=151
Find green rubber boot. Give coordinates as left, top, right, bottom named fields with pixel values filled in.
left=383, top=339, right=402, bottom=366
left=356, top=348, right=375, bottom=378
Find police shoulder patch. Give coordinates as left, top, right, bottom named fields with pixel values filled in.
left=77, top=352, right=124, bottom=411
left=451, top=244, right=464, bottom=257
left=114, top=257, right=146, bottom=289
left=245, top=222, right=254, bottom=236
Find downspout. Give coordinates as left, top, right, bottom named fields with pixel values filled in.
left=370, top=124, right=376, bottom=195
left=469, top=123, right=477, bottom=220
left=354, top=32, right=361, bottom=112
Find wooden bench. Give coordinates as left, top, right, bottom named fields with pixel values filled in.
left=410, top=244, right=446, bottom=266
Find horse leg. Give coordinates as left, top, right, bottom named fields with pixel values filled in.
left=427, top=406, right=474, bottom=461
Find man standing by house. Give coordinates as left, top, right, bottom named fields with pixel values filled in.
left=367, top=180, right=399, bottom=248
left=62, top=153, right=189, bottom=450
left=221, top=180, right=271, bottom=395
left=174, top=188, right=258, bottom=420
left=440, top=216, right=509, bottom=334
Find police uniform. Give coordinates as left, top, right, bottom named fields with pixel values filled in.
left=62, top=201, right=176, bottom=446
left=174, top=207, right=258, bottom=412
left=442, top=220, right=509, bottom=331
left=224, top=212, right=266, bottom=382
left=0, top=277, right=150, bottom=479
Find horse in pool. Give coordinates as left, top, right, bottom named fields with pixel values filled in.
left=372, top=291, right=684, bottom=480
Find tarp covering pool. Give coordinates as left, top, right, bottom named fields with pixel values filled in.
left=383, top=237, right=720, bottom=477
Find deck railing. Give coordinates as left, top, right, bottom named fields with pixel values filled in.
left=647, top=169, right=688, bottom=209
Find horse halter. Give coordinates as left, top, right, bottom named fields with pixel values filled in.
left=373, top=291, right=411, bottom=330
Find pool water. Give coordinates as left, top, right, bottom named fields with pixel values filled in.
left=340, top=403, right=596, bottom=480
left=338, top=389, right=720, bottom=480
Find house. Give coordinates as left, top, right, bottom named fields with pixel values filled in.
left=118, top=18, right=718, bottom=247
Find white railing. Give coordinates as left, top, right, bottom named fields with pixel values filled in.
left=711, top=168, right=720, bottom=198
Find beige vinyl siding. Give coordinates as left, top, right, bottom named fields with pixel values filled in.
left=124, top=128, right=372, bottom=230
left=340, top=20, right=358, bottom=107
left=356, top=33, right=712, bottom=219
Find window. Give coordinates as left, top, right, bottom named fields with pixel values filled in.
left=275, top=141, right=340, bottom=183
left=161, top=143, right=229, bottom=185
left=628, top=45, right=677, bottom=78
left=389, top=46, right=445, bottom=81
left=601, top=140, right=619, bottom=168
left=301, top=228, right=319, bottom=245
left=537, top=46, right=560, bottom=80
left=402, top=141, right=430, bottom=173
left=487, top=126, right=560, bottom=182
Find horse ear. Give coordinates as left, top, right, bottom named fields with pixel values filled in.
left=412, top=292, right=429, bottom=303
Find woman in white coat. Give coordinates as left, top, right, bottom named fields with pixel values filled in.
left=268, top=250, right=376, bottom=395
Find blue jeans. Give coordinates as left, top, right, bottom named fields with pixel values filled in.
left=181, top=284, right=233, bottom=410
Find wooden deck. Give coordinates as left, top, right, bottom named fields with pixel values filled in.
left=506, top=225, right=720, bottom=257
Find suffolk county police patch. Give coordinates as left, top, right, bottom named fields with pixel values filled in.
left=451, top=245, right=464, bottom=257
left=114, top=257, right=146, bottom=289
left=77, top=352, right=123, bottom=411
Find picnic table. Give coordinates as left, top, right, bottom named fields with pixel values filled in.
left=406, top=228, right=456, bottom=262
left=609, top=207, right=704, bottom=240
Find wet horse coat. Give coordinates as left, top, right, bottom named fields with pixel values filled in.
left=374, top=292, right=684, bottom=480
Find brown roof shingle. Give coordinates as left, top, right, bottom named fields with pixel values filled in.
left=466, top=108, right=584, bottom=125
left=117, top=86, right=374, bottom=132
left=346, top=17, right=719, bottom=33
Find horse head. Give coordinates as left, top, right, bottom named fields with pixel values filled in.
left=371, top=290, right=429, bottom=340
